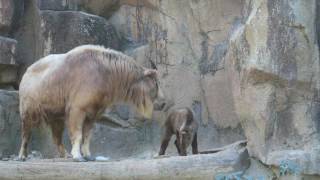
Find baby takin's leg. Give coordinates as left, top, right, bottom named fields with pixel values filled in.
left=158, top=130, right=172, bottom=155
left=192, top=133, right=198, bottom=154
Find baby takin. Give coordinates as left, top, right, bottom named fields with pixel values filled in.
left=159, top=107, right=198, bottom=156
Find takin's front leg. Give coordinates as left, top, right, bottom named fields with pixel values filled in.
left=158, top=130, right=172, bottom=156
left=67, top=108, right=86, bottom=162
left=174, top=132, right=182, bottom=155
left=81, top=119, right=95, bottom=161
left=176, top=132, right=187, bottom=156
left=174, top=139, right=181, bottom=155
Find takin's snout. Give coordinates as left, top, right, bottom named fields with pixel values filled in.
left=153, top=100, right=166, bottom=111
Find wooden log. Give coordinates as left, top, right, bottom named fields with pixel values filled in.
left=0, top=142, right=249, bottom=180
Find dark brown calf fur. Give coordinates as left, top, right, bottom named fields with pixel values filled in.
left=158, top=107, right=198, bottom=156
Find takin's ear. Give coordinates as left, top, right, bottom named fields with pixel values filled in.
left=143, top=69, right=158, bottom=77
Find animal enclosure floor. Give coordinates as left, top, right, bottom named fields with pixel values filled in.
left=0, top=148, right=248, bottom=180
left=0, top=141, right=249, bottom=180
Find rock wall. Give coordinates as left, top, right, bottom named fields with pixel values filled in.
left=0, top=90, right=19, bottom=158
left=225, top=0, right=320, bottom=175
left=1, top=0, right=247, bottom=159
left=0, top=0, right=319, bottom=178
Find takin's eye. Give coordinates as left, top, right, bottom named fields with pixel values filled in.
left=146, top=78, right=159, bottom=100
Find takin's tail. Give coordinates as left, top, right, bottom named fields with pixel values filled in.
left=19, top=96, right=47, bottom=128
left=18, top=96, right=46, bottom=160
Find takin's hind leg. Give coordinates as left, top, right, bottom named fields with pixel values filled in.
left=49, top=120, right=70, bottom=158
left=191, top=133, right=198, bottom=154
left=67, top=108, right=86, bottom=162
left=81, top=119, right=95, bottom=161
left=18, top=118, right=32, bottom=161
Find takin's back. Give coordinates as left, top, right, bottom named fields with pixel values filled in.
left=21, top=54, right=66, bottom=91
left=19, top=45, right=143, bottom=122
left=20, top=46, right=111, bottom=104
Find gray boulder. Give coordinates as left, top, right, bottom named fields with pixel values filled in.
left=0, top=90, right=19, bottom=158
left=0, top=36, right=17, bottom=65
left=39, top=10, right=120, bottom=57
left=0, top=37, right=18, bottom=87
left=225, top=0, right=320, bottom=169
left=36, top=0, right=121, bottom=18
left=0, top=0, right=14, bottom=34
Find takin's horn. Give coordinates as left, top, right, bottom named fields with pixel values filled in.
left=149, top=60, right=157, bottom=70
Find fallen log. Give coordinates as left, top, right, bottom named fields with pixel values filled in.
left=199, top=140, right=247, bottom=154
left=0, top=141, right=249, bottom=180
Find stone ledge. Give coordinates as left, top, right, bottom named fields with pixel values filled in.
left=0, top=143, right=249, bottom=180
left=266, top=149, right=320, bottom=176
left=0, top=64, right=18, bottom=85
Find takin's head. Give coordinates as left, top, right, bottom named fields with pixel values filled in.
left=127, top=67, right=166, bottom=120
left=177, top=108, right=196, bottom=155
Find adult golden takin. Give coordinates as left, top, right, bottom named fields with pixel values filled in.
left=18, top=45, right=166, bottom=162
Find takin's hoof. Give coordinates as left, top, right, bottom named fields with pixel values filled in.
left=14, top=156, right=26, bottom=162
left=179, top=153, right=187, bottom=156
left=154, top=154, right=170, bottom=159
left=153, top=154, right=160, bottom=158
left=72, top=157, right=87, bottom=162
left=63, top=153, right=72, bottom=159
left=84, top=156, right=95, bottom=161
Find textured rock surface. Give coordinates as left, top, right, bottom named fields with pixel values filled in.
left=13, top=0, right=120, bottom=81
left=0, top=37, right=17, bottom=65
left=9, top=0, right=247, bottom=160
left=36, top=0, right=80, bottom=10
left=0, top=64, right=18, bottom=87
left=266, top=149, right=320, bottom=175
left=0, top=37, right=18, bottom=87
left=38, top=10, right=120, bottom=57
left=0, top=0, right=14, bottom=34
left=0, top=90, right=20, bottom=158
left=225, top=0, right=320, bottom=167
left=111, top=0, right=246, bottom=148
left=36, top=0, right=156, bottom=19
left=0, top=0, right=319, bottom=178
